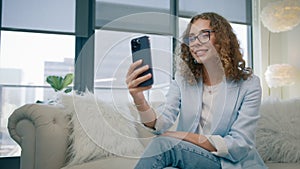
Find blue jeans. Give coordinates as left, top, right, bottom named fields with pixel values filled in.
left=134, top=136, right=221, bottom=169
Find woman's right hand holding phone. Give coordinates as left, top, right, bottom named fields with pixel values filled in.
left=126, top=59, right=152, bottom=109
left=126, top=59, right=157, bottom=129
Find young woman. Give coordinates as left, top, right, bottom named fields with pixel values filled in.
left=126, top=12, right=267, bottom=169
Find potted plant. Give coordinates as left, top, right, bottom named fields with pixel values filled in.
left=36, top=73, right=74, bottom=103
left=46, top=73, right=74, bottom=93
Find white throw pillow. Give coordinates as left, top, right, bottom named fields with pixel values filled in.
left=59, top=92, right=145, bottom=168
left=256, top=97, right=300, bottom=163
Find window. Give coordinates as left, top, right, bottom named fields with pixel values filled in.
left=93, top=1, right=173, bottom=104
left=95, top=0, right=171, bottom=34
left=2, top=0, right=75, bottom=32
left=94, top=30, right=172, bottom=103
left=179, top=0, right=251, bottom=24
left=0, top=31, right=75, bottom=157
left=231, top=23, right=250, bottom=66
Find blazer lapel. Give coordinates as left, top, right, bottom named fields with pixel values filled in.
left=211, top=80, right=240, bottom=135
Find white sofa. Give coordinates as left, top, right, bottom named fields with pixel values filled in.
left=7, top=94, right=300, bottom=169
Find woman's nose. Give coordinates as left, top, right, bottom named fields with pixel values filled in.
left=189, top=42, right=202, bottom=50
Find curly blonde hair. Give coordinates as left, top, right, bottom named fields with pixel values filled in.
left=178, top=12, right=252, bottom=85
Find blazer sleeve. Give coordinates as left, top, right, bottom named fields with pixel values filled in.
left=222, top=76, right=262, bottom=162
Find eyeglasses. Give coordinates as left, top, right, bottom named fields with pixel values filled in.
left=184, top=29, right=215, bottom=44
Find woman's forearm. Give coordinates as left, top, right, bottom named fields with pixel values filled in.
left=133, top=99, right=157, bottom=129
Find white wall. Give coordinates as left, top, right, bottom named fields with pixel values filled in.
left=281, top=24, right=300, bottom=99
left=253, top=0, right=300, bottom=99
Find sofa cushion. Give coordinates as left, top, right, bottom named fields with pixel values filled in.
left=62, top=157, right=138, bottom=169
left=266, top=162, right=300, bottom=169
left=59, top=92, right=145, bottom=168
left=256, top=97, right=300, bottom=163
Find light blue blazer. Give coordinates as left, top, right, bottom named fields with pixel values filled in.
left=154, top=73, right=267, bottom=169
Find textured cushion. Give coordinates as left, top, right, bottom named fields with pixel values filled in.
left=256, top=97, right=300, bottom=163
left=64, top=157, right=138, bottom=169
left=266, top=162, right=300, bottom=169
left=59, top=92, right=145, bottom=168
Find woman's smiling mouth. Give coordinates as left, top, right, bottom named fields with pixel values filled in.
left=195, top=49, right=208, bottom=57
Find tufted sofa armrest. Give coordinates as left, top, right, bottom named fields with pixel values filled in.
left=7, top=104, right=70, bottom=169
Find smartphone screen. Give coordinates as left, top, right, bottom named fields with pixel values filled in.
left=131, top=36, right=154, bottom=87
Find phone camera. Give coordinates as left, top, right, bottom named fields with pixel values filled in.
left=136, top=39, right=140, bottom=44
left=132, top=39, right=141, bottom=51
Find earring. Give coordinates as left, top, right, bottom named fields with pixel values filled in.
left=194, top=59, right=198, bottom=64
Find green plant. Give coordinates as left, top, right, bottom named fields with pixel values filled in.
left=36, top=73, right=74, bottom=104
left=46, top=73, right=74, bottom=93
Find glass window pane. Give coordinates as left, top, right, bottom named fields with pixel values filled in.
left=0, top=31, right=75, bottom=85
left=2, top=0, right=75, bottom=32
left=179, top=0, right=249, bottom=24
left=97, top=0, right=169, bottom=8
left=94, top=30, right=172, bottom=103
left=231, top=23, right=249, bottom=66
left=95, top=0, right=171, bottom=34
left=0, top=30, right=75, bottom=157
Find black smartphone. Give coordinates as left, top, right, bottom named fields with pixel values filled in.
left=131, top=36, right=154, bottom=87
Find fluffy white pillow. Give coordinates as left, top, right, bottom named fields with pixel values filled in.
left=256, top=97, right=300, bottom=163
left=59, top=92, right=145, bottom=168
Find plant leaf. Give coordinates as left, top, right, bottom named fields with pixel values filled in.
left=46, top=76, right=63, bottom=91
left=62, top=73, right=74, bottom=89
left=36, top=100, right=44, bottom=103
left=64, top=88, right=72, bottom=93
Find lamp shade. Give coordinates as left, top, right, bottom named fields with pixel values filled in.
left=265, top=64, right=296, bottom=88
left=261, top=0, right=300, bottom=33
